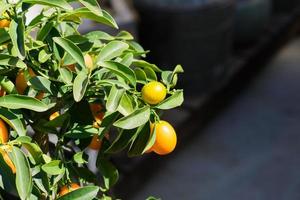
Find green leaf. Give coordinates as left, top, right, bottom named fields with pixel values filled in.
left=23, top=0, right=73, bottom=10
left=144, top=67, right=157, bottom=81
left=97, top=41, right=129, bottom=62
left=120, top=53, right=133, bottom=67
left=156, top=90, right=184, bottom=110
left=59, top=68, right=73, bottom=84
left=106, top=129, right=136, bottom=154
left=73, top=152, right=88, bottom=164
left=85, top=31, right=114, bottom=41
left=116, top=31, right=134, bottom=40
left=12, top=146, right=32, bottom=200
left=113, top=106, right=150, bottom=129
left=134, top=68, right=147, bottom=84
left=9, top=18, right=26, bottom=60
left=97, top=158, right=118, bottom=189
left=117, top=93, right=135, bottom=116
left=61, top=8, right=118, bottom=29
left=132, top=60, right=161, bottom=72
left=65, top=125, right=98, bottom=139
left=41, top=160, right=64, bottom=175
left=29, top=76, right=55, bottom=94
left=0, top=108, right=26, bottom=136
left=37, top=21, right=54, bottom=41
left=73, top=71, right=89, bottom=102
left=128, top=123, right=152, bottom=157
left=0, top=95, right=50, bottom=112
left=22, top=142, right=43, bottom=165
left=79, top=0, right=102, bottom=16
left=0, top=54, right=26, bottom=69
left=53, top=37, right=86, bottom=69
left=57, top=186, right=99, bottom=200
left=106, top=85, right=125, bottom=112
left=38, top=49, right=52, bottom=63
left=0, top=28, right=10, bottom=44
left=99, top=61, right=136, bottom=87
left=0, top=76, right=17, bottom=94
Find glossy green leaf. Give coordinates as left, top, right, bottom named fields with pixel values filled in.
left=99, top=61, right=136, bottom=87
left=53, top=37, right=86, bottom=69
left=59, top=68, right=73, bottom=84
left=116, top=31, right=134, bottom=40
left=106, top=129, right=136, bottom=154
left=23, top=0, right=73, bottom=10
left=37, top=21, right=54, bottom=41
left=97, top=158, right=118, bottom=189
left=73, top=152, right=88, bottom=164
left=41, top=160, right=64, bottom=175
left=0, top=108, right=26, bottom=136
left=0, top=54, right=26, bottom=69
left=57, top=186, right=99, bottom=200
left=79, top=0, right=102, bottom=16
left=156, top=90, right=184, bottom=110
left=9, top=18, right=26, bottom=60
left=113, top=106, right=150, bottom=129
left=132, top=60, right=161, bottom=72
left=29, top=76, right=55, bottom=94
left=73, top=71, right=89, bottom=102
left=120, top=53, right=133, bottom=67
left=12, top=147, right=32, bottom=200
left=0, top=28, right=10, bottom=44
left=0, top=76, right=17, bottom=94
left=22, top=142, right=43, bottom=165
left=117, top=93, right=135, bottom=116
left=97, top=41, right=129, bottom=62
left=65, top=125, right=98, bottom=139
left=106, top=85, right=125, bottom=112
left=38, top=49, right=52, bottom=63
left=85, top=31, right=114, bottom=41
left=0, top=95, right=50, bottom=112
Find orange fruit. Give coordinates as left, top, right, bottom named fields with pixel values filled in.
left=15, top=68, right=36, bottom=94
left=141, top=81, right=167, bottom=105
left=0, top=148, right=16, bottom=174
left=88, top=134, right=103, bottom=150
left=0, top=19, right=10, bottom=28
left=65, top=64, right=76, bottom=72
left=49, top=111, right=60, bottom=121
left=149, top=120, right=177, bottom=155
left=59, top=183, right=80, bottom=196
left=0, top=119, right=8, bottom=144
left=89, top=103, right=104, bottom=125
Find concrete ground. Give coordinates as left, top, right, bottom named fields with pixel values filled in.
left=131, top=38, right=300, bottom=200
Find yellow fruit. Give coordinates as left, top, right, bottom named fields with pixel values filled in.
left=141, top=81, right=167, bottom=105
left=0, top=119, right=8, bottom=144
left=49, top=111, right=60, bottom=121
left=0, top=19, right=10, bottom=28
left=59, top=183, right=80, bottom=196
left=89, top=103, right=104, bottom=125
left=84, top=54, right=94, bottom=70
left=149, top=120, right=177, bottom=155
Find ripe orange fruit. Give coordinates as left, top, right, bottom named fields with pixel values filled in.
left=84, top=54, right=94, bottom=70
left=0, top=19, right=10, bottom=28
left=141, top=81, right=167, bottom=105
left=149, top=120, right=177, bottom=155
left=0, top=148, right=16, bottom=174
left=49, top=111, right=60, bottom=121
left=88, top=134, right=103, bottom=150
left=15, top=68, right=36, bottom=94
left=90, top=103, right=104, bottom=124
left=59, top=183, right=80, bottom=196
left=0, top=119, right=8, bottom=144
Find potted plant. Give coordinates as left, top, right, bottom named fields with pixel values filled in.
left=0, top=0, right=184, bottom=199
left=133, top=0, right=235, bottom=96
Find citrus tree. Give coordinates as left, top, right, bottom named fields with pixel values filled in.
left=0, top=0, right=184, bottom=199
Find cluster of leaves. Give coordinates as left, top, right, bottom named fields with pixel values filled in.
left=0, top=0, right=183, bottom=199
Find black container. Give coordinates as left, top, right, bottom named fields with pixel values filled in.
left=234, top=0, right=272, bottom=44
left=133, top=0, right=235, bottom=96
left=273, top=0, right=300, bottom=13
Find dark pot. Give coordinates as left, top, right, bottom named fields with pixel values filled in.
left=273, top=0, right=300, bottom=13
left=235, top=0, right=272, bottom=44
left=133, top=0, right=235, bottom=96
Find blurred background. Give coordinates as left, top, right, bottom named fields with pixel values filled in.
left=34, top=0, right=300, bottom=199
